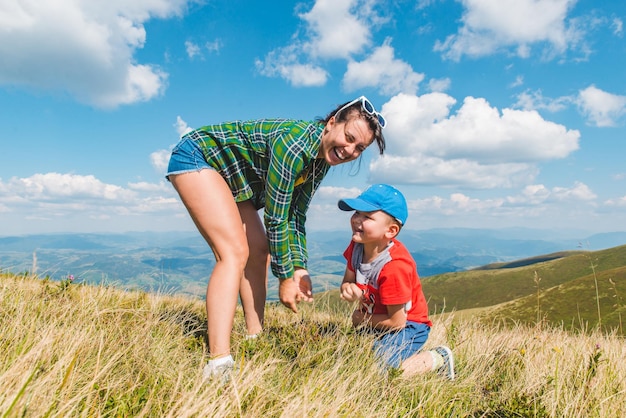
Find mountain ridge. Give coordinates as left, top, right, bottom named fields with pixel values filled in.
left=1, top=229, right=625, bottom=302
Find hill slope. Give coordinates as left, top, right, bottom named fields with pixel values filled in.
left=421, top=244, right=626, bottom=333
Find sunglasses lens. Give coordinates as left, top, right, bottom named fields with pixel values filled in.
left=362, top=98, right=375, bottom=114
left=377, top=114, right=386, bottom=128
left=362, top=97, right=385, bottom=128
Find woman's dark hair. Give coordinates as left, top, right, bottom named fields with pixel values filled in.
left=318, top=100, right=386, bottom=155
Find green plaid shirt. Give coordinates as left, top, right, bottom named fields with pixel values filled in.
left=187, top=119, right=330, bottom=280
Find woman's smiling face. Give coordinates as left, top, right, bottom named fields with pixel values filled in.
left=318, top=114, right=374, bottom=166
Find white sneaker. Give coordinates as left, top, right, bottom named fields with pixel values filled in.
left=433, top=346, right=455, bottom=380
left=203, top=355, right=235, bottom=383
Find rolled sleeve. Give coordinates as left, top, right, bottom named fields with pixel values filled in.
left=264, top=126, right=308, bottom=279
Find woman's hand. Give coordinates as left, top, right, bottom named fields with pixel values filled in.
left=279, top=269, right=313, bottom=313
left=294, top=268, right=313, bottom=300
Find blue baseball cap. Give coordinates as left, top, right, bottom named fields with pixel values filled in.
left=338, top=184, right=408, bottom=225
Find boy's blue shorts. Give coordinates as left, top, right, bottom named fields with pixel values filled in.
left=372, top=321, right=431, bottom=369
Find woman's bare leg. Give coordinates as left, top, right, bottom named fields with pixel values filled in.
left=169, top=169, right=248, bottom=357
left=237, top=202, right=269, bottom=335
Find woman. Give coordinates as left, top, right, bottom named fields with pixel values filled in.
left=166, top=96, right=386, bottom=378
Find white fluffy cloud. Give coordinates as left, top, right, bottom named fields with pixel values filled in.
left=398, top=182, right=599, bottom=230
left=150, top=150, right=172, bottom=174
left=508, top=182, right=596, bottom=205
left=0, top=172, right=183, bottom=233
left=576, top=85, right=626, bottom=127
left=0, top=173, right=177, bottom=207
left=370, top=93, right=580, bottom=188
left=428, top=77, right=451, bottom=93
left=150, top=116, right=193, bottom=174
left=514, top=86, right=626, bottom=127
left=185, top=40, right=202, bottom=59
left=255, top=45, right=329, bottom=87
left=434, top=0, right=580, bottom=61
left=305, top=181, right=603, bottom=231
left=343, top=40, right=424, bottom=95
left=514, top=89, right=571, bottom=113
left=0, top=0, right=190, bottom=108
left=403, top=182, right=597, bottom=227
left=604, top=196, right=626, bottom=208
left=255, top=0, right=374, bottom=86
left=185, top=39, right=223, bottom=59
left=369, top=155, right=537, bottom=189
left=256, top=0, right=404, bottom=88
left=3, top=173, right=134, bottom=201
left=298, top=0, right=373, bottom=59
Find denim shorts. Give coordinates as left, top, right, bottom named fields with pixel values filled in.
left=372, top=321, right=431, bottom=369
left=165, top=136, right=213, bottom=181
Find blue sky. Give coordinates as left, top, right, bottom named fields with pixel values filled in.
left=1, top=0, right=625, bottom=237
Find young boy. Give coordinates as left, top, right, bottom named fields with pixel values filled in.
left=338, top=184, right=455, bottom=379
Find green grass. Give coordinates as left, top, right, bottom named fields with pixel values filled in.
left=420, top=244, right=626, bottom=333
left=2, top=271, right=626, bottom=417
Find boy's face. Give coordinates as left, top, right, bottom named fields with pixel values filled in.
left=349, top=210, right=398, bottom=244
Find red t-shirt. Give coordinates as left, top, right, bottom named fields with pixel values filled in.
left=343, top=238, right=432, bottom=327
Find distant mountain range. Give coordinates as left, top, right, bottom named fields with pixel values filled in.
left=1, top=228, right=625, bottom=300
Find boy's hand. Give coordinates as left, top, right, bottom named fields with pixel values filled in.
left=351, top=309, right=367, bottom=327
left=340, top=283, right=364, bottom=302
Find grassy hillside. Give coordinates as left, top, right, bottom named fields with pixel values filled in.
left=484, top=265, right=626, bottom=332
left=421, top=244, right=626, bottom=334
left=2, top=272, right=626, bottom=417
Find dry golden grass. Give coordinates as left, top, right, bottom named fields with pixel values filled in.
left=1, top=273, right=625, bottom=417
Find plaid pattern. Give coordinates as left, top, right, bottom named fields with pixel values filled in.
left=187, top=119, right=329, bottom=279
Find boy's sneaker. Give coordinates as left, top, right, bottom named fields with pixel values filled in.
left=433, top=346, right=455, bottom=380
left=203, top=355, right=235, bottom=383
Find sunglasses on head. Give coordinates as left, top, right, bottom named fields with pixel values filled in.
left=336, top=96, right=386, bottom=129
